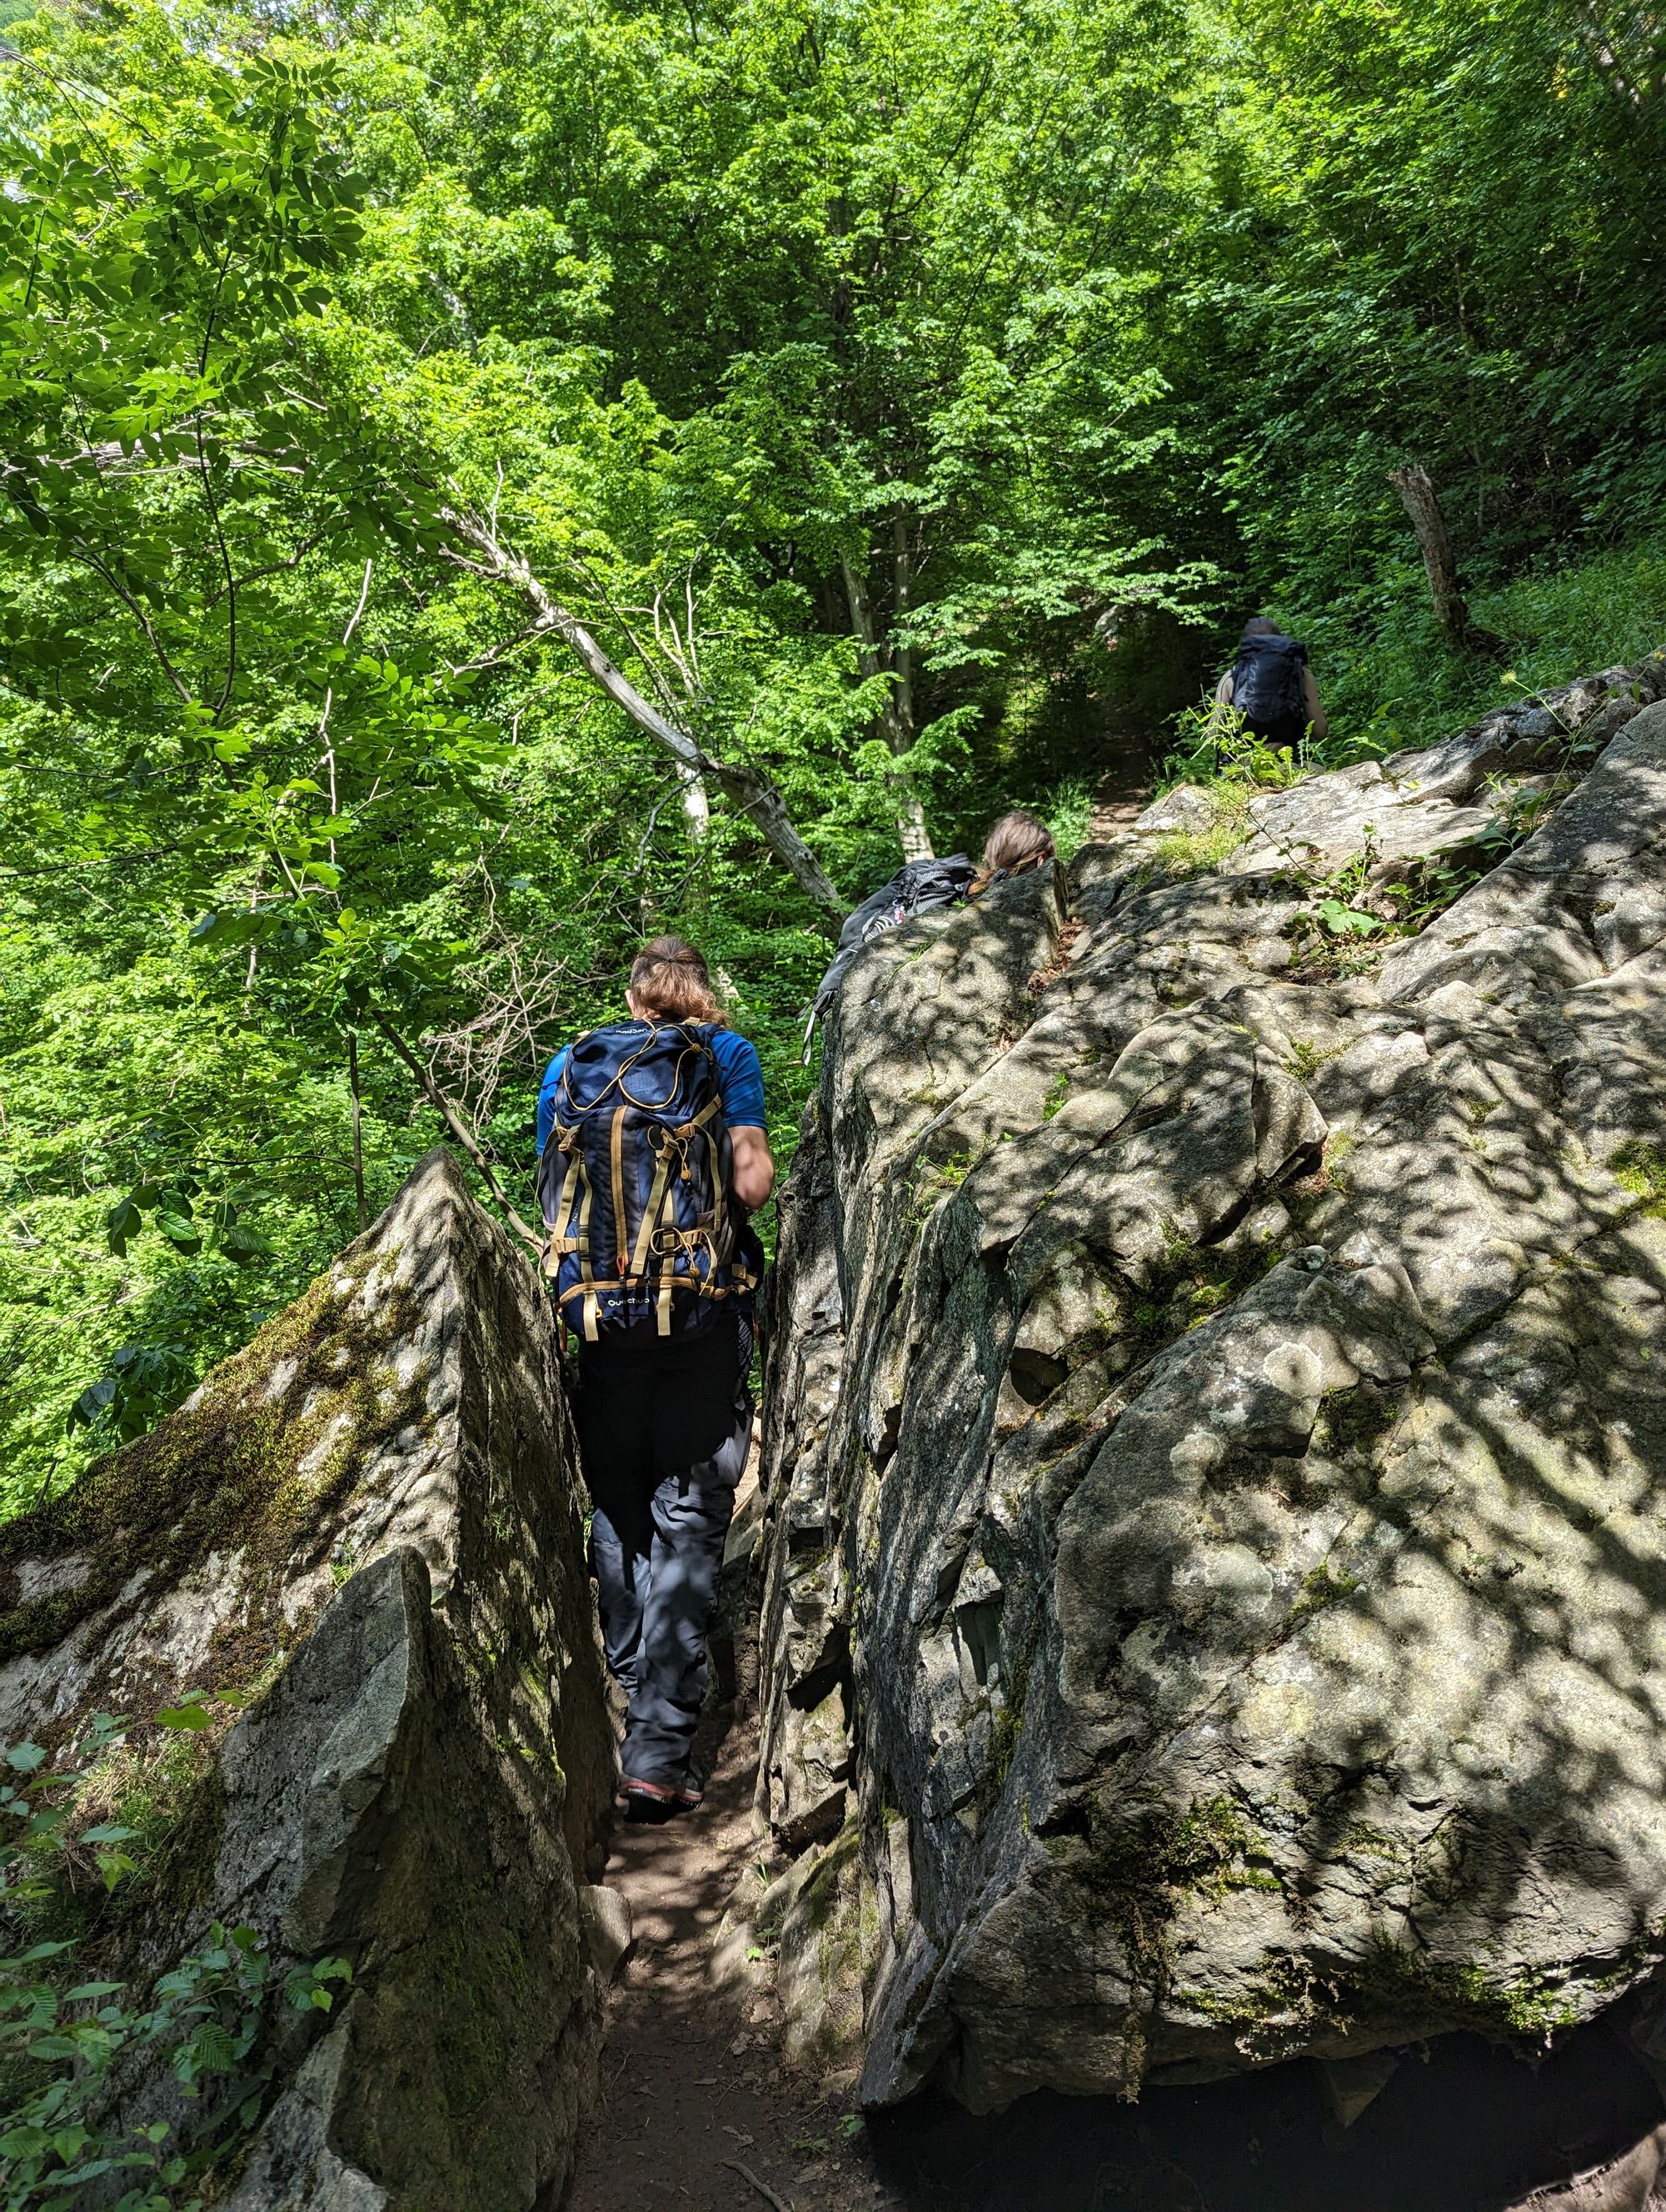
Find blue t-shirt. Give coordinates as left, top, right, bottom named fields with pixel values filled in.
left=536, top=1024, right=766, bottom=1158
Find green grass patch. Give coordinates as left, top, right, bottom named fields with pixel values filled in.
left=1297, top=529, right=1666, bottom=764
left=1612, top=1138, right=1666, bottom=1215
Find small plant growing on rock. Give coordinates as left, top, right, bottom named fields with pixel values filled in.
left=1285, top=833, right=1479, bottom=980
left=1160, top=704, right=1316, bottom=794
left=0, top=1716, right=350, bottom=2210
left=1612, top=1139, right=1666, bottom=1216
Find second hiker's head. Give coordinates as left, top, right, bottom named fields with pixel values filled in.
left=1240, top=615, right=1284, bottom=643
left=981, top=809, right=1057, bottom=879
left=626, top=935, right=728, bottom=1027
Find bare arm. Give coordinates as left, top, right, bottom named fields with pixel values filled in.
left=729, top=1125, right=776, bottom=1210
left=1302, top=667, right=1328, bottom=741
left=1207, top=669, right=1235, bottom=740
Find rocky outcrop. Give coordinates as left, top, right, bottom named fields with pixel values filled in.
left=748, top=667, right=1666, bottom=2117
left=0, top=1150, right=613, bottom=2208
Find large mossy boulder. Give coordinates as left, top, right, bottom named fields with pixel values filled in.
left=0, top=1149, right=613, bottom=2208
left=749, top=676, right=1666, bottom=2115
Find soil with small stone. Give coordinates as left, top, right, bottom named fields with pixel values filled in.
left=1086, top=729, right=1153, bottom=843
left=567, top=1706, right=903, bottom=2212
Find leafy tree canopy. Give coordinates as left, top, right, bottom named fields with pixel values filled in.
left=1, top=0, right=1664, bottom=1506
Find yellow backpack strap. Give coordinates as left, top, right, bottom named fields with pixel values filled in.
left=629, top=1135, right=676, bottom=1279
left=555, top=1281, right=603, bottom=1343
left=567, top=1153, right=601, bottom=1334
left=607, top=1103, right=631, bottom=1268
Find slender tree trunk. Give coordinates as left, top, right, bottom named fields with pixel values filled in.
left=841, top=553, right=934, bottom=862
left=1388, top=464, right=1507, bottom=660
left=347, top=1031, right=367, bottom=1231
left=444, top=511, right=845, bottom=919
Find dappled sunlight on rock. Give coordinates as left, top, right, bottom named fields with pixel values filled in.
left=742, top=695, right=1666, bottom=2151
left=0, top=1152, right=612, bottom=2210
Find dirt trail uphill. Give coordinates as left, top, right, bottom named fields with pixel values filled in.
left=567, top=1708, right=901, bottom=2212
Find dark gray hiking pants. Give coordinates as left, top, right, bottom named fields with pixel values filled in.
left=574, top=1313, right=752, bottom=1786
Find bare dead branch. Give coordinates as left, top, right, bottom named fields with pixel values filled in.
left=441, top=506, right=843, bottom=916
left=372, top=1010, right=544, bottom=1253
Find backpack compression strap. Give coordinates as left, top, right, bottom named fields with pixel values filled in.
left=648, top=1092, right=728, bottom=1335
left=543, top=1130, right=605, bottom=1342
left=626, top=1092, right=722, bottom=1279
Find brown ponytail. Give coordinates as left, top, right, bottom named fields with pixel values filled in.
left=970, top=809, right=1056, bottom=894
left=628, top=935, right=728, bottom=1026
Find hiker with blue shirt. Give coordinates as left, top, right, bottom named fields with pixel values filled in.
left=536, top=935, right=773, bottom=1821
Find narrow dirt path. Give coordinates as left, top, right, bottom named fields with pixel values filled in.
left=1086, top=731, right=1152, bottom=844
left=568, top=1711, right=905, bottom=2212
left=1087, top=789, right=1148, bottom=840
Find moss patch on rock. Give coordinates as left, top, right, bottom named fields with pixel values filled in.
left=0, top=1249, right=431, bottom=1701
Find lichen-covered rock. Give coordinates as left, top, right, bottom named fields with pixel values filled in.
left=748, top=691, right=1666, bottom=2116
left=0, top=1150, right=612, bottom=2208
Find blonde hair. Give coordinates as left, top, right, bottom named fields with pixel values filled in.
left=628, top=935, right=728, bottom=1026
left=981, top=810, right=1056, bottom=876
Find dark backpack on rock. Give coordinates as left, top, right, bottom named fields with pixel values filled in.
left=537, top=1020, right=755, bottom=1341
left=1230, top=632, right=1309, bottom=747
left=803, top=853, right=979, bottom=1058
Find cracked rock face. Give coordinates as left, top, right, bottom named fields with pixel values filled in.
left=0, top=1151, right=612, bottom=2210
left=751, top=690, right=1666, bottom=2115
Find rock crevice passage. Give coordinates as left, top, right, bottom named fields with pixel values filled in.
left=744, top=667, right=1666, bottom=2120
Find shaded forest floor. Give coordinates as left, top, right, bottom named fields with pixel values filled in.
left=1087, top=730, right=1154, bottom=844
left=568, top=1711, right=899, bottom=2212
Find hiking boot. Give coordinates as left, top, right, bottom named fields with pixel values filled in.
left=617, top=1776, right=681, bottom=1823
left=617, top=1776, right=703, bottom=1822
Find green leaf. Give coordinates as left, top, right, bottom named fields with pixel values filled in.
left=218, top=1223, right=275, bottom=1261
left=0, top=2125, right=52, bottom=2158
left=154, top=1704, right=212, bottom=1732
left=104, top=1197, right=139, bottom=1253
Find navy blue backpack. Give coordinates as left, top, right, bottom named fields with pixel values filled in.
left=1229, top=631, right=1309, bottom=747
left=537, top=1020, right=754, bottom=1341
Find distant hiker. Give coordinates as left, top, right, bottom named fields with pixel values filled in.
left=970, top=808, right=1056, bottom=894
left=801, top=849, right=979, bottom=1059
left=801, top=810, right=1060, bottom=1058
left=1212, top=617, right=1328, bottom=752
left=536, top=936, right=773, bottom=1822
